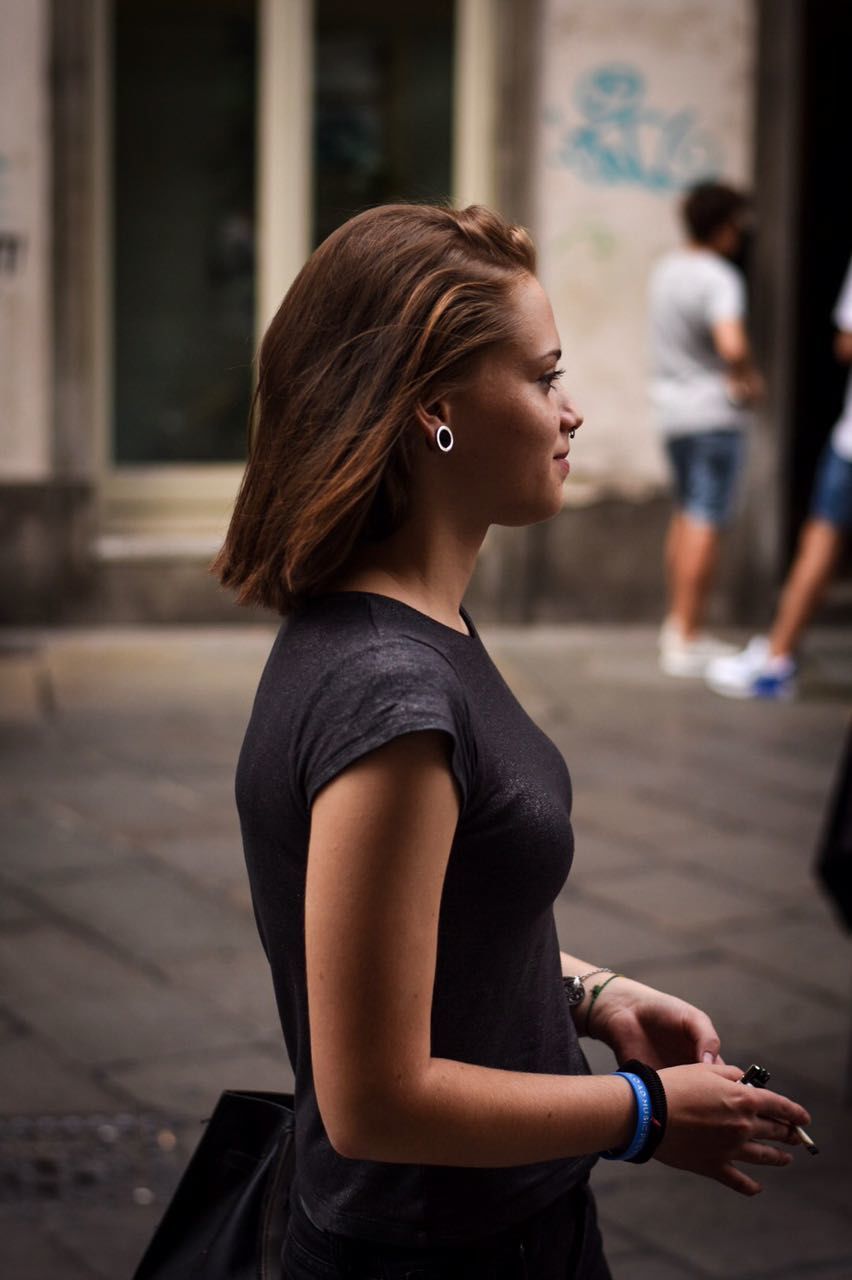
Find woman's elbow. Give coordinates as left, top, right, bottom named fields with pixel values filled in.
left=317, top=1084, right=411, bottom=1162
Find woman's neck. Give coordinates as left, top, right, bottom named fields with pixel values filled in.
left=331, top=518, right=483, bottom=635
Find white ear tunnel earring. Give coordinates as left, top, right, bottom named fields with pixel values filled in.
left=436, top=424, right=454, bottom=453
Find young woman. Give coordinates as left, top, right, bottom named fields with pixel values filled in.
left=215, top=204, right=809, bottom=1279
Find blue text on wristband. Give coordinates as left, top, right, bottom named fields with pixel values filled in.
left=601, top=1071, right=652, bottom=1161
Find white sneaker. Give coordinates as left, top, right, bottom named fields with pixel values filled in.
left=705, top=637, right=798, bottom=700
left=659, top=623, right=738, bottom=678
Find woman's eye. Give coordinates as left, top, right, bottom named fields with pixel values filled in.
left=540, top=368, right=565, bottom=392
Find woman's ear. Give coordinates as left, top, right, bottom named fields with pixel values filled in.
left=413, top=399, right=452, bottom=449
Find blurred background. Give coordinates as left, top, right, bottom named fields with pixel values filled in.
left=2, top=1, right=852, bottom=1277
left=1, top=0, right=851, bottom=626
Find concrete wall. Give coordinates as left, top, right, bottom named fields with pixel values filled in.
left=0, top=0, right=51, bottom=480
left=534, top=0, right=756, bottom=499
left=498, top=0, right=758, bottom=622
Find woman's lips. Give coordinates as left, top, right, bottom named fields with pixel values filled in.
left=554, top=454, right=570, bottom=477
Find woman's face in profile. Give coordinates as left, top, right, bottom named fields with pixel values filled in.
left=442, top=274, right=582, bottom=527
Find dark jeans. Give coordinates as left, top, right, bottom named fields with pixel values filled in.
left=282, top=1181, right=612, bottom=1279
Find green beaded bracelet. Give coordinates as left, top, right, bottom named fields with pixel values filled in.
left=586, top=973, right=622, bottom=1033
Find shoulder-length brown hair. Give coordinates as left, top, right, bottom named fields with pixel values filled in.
left=213, top=203, right=536, bottom=614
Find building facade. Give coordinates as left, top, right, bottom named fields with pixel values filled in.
left=1, top=0, right=849, bottom=624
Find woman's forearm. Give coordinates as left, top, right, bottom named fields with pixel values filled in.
left=559, top=949, right=618, bottom=1036
left=326, top=1057, right=635, bottom=1165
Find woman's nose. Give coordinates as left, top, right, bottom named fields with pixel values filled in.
left=562, top=397, right=583, bottom=431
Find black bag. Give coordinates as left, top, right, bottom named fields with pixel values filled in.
left=132, top=1090, right=294, bottom=1280
left=815, top=721, right=852, bottom=932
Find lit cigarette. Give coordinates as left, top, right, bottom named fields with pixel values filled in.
left=793, top=1124, right=819, bottom=1155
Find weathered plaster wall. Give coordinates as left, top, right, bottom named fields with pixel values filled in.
left=0, top=0, right=51, bottom=479
left=534, top=0, right=756, bottom=502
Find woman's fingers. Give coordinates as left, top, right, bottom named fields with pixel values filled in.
left=754, top=1089, right=811, bottom=1130
left=715, top=1162, right=762, bottom=1197
left=711, top=1066, right=812, bottom=1130
left=716, top=1063, right=748, bottom=1083
left=685, top=1007, right=721, bottom=1063
left=753, top=1116, right=806, bottom=1146
left=737, top=1141, right=794, bottom=1168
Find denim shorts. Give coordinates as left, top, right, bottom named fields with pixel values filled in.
left=282, top=1179, right=612, bottom=1280
left=664, top=429, right=746, bottom=526
left=810, top=442, right=852, bottom=529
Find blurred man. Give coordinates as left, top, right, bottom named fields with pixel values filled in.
left=707, top=254, right=852, bottom=699
left=649, top=182, right=762, bottom=677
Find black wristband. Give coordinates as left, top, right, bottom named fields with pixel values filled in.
left=618, top=1059, right=667, bottom=1164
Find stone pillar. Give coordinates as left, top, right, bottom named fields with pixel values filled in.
left=0, top=0, right=99, bottom=623
left=0, top=0, right=51, bottom=480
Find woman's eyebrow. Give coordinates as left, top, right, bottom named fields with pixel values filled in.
left=538, top=348, right=562, bottom=363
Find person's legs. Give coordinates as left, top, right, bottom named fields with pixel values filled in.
left=664, top=509, right=684, bottom=611
left=705, top=443, right=851, bottom=699
left=669, top=515, right=721, bottom=639
left=660, top=432, right=743, bottom=675
left=768, top=518, right=844, bottom=658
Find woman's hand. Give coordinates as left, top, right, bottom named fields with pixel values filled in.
left=586, top=976, right=721, bottom=1068
left=657, top=1062, right=811, bottom=1196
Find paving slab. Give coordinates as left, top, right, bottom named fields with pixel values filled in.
left=0, top=924, right=258, bottom=1066
left=568, top=821, right=671, bottom=883
left=595, top=1158, right=852, bottom=1279
left=0, top=1031, right=130, bottom=1115
left=28, top=859, right=258, bottom=968
left=577, top=862, right=772, bottom=933
left=714, top=898, right=852, bottom=1004
left=1, top=804, right=136, bottom=881
left=574, top=786, right=818, bottom=905
left=554, top=891, right=692, bottom=969
left=0, top=651, right=46, bottom=727
left=170, top=947, right=283, bottom=1040
left=39, top=1202, right=168, bottom=1280
left=605, top=1245, right=715, bottom=1280
left=141, top=828, right=247, bottom=893
left=0, top=884, right=38, bottom=927
left=105, top=1042, right=294, bottom=1118
left=0, top=1216, right=100, bottom=1279
left=632, top=953, right=843, bottom=1047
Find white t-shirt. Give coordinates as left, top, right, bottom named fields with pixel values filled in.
left=830, top=256, right=852, bottom=462
left=648, top=248, right=750, bottom=436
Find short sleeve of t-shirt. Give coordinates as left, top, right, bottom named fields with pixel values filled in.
left=833, top=257, right=852, bottom=332
left=295, top=637, right=474, bottom=809
left=705, top=258, right=745, bottom=325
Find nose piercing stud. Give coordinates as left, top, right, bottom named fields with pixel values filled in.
left=436, top=424, right=454, bottom=452
left=569, top=429, right=576, bottom=439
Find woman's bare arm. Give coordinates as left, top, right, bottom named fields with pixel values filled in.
left=306, top=729, right=634, bottom=1165
left=305, top=730, right=809, bottom=1190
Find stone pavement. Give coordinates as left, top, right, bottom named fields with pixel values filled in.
left=1, top=622, right=851, bottom=1279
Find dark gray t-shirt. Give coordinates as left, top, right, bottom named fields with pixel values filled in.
left=236, top=592, right=595, bottom=1246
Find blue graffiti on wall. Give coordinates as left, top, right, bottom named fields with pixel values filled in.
left=546, top=64, right=721, bottom=192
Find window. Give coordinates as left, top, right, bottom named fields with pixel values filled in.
left=112, top=0, right=257, bottom=464
left=313, top=0, right=454, bottom=246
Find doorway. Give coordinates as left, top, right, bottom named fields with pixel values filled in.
left=789, top=0, right=852, bottom=586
